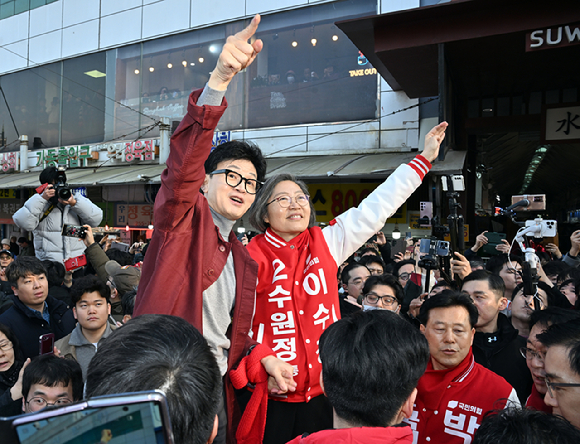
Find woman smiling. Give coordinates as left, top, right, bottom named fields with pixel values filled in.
left=245, top=122, right=448, bottom=443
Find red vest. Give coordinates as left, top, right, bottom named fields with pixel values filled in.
left=406, top=350, right=515, bottom=444
left=247, top=227, right=339, bottom=402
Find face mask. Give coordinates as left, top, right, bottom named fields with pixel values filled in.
left=287, top=76, right=295, bottom=84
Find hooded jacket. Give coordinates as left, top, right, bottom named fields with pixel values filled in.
left=13, top=192, right=102, bottom=262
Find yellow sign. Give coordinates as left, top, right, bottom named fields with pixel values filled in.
left=309, top=183, right=381, bottom=224
left=0, top=189, right=16, bottom=199
left=444, top=224, right=469, bottom=243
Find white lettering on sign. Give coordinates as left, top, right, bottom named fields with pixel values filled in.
left=528, top=24, right=580, bottom=51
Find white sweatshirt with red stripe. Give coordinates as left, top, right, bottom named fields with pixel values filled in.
left=322, top=154, right=431, bottom=265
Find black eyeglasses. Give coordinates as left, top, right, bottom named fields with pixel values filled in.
left=519, top=347, right=544, bottom=362
left=267, top=194, right=310, bottom=208
left=210, top=169, right=262, bottom=194
left=545, top=377, right=580, bottom=398
left=364, top=292, right=398, bottom=307
left=26, top=396, right=73, bottom=411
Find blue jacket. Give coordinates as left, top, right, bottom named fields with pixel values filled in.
left=0, top=294, right=76, bottom=360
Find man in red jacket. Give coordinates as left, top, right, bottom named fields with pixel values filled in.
left=133, top=15, right=295, bottom=444
left=406, top=290, right=520, bottom=444
left=287, top=310, right=430, bottom=443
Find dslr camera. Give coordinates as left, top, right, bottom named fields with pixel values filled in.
left=55, top=167, right=71, bottom=200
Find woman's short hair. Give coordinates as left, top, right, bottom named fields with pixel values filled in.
left=248, top=173, right=316, bottom=233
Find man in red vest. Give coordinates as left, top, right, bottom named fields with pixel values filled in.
left=405, top=290, right=520, bottom=444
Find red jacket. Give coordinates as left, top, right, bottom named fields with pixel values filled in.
left=525, top=384, right=551, bottom=413
left=406, top=350, right=518, bottom=444
left=134, top=89, right=259, bottom=443
left=286, top=426, right=413, bottom=444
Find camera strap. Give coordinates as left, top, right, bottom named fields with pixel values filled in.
left=39, top=203, right=56, bottom=224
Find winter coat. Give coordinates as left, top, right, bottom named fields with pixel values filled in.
left=13, top=192, right=102, bottom=262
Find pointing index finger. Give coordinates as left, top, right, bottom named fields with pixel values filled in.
left=235, top=14, right=261, bottom=42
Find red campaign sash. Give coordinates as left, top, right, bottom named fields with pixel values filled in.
left=247, top=227, right=339, bottom=402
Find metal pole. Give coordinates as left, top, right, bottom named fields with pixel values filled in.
left=159, top=117, right=170, bottom=164
left=19, top=135, right=28, bottom=171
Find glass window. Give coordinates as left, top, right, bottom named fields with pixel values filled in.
left=246, top=0, right=378, bottom=128
left=0, top=62, right=61, bottom=149
left=61, top=52, right=107, bottom=146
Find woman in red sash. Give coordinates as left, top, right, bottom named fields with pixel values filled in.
left=245, top=122, right=447, bottom=443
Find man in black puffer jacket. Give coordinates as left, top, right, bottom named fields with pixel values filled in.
left=0, top=257, right=75, bottom=360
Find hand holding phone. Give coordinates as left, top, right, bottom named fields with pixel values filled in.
left=39, top=333, right=55, bottom=355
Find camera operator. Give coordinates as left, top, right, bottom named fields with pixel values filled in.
left=13, top=167, right=102, bottom=264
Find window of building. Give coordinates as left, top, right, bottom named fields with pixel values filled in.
left=0, top=0, right=58, bottom=21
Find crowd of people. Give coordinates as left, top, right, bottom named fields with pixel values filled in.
left=0, top=14, right=579, bottom=444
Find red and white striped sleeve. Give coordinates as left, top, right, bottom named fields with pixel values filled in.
left=408, top=155, right=432, bottom=180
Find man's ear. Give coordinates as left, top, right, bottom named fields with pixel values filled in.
left=400, top=387, right=417, bottom=419
left=73, top=307, right=78, bottom=320
left=122, top=314, right=132, bottom=324
left=319, top=372, right=326, bottom=396
left=207, top=415, right=219, bottom=444
left=201, top=174, right=210, bottom=194
left=419, top=323, right=426, bottom=335
left=107, top=303, right=112, bottom=316
left=498, top=296, right=508, bottom=311
left=341, top=283, right=348, bottom=292
left=11, top=286, right=17, bottom=296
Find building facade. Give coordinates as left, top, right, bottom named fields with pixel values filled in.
left=0, top=0, right=454, bottom=241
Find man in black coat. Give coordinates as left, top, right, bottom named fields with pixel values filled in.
left=0, top=256, right=75, bottom=360
left=462, top=269, right=532, bottom=405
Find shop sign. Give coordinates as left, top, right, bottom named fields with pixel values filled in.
left=115, top=203, right=153, bottom=227
left=0, top=152, right=18, bottom=172
left=543, top=104, right=580, bottom=143
left=211, top=131, right=231, bottom=148
left=527, top=22, right=580, bottom=51
left=72, top=187, right=87, bottom=197
left=349, top=68, right=377, bottom=77
left=0, top=189, right=16, bottom=199
left=36, top=146, right=91, bottom=168
left=0, top=202, right=21, bottom=219
left=124, top=140, right=156, bottom=162
left=143, top=103, right=185, bottom=119
left=309, top=183, right=383, bottom=224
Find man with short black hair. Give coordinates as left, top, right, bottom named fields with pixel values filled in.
left=407, top=290, right=519, bottom=444
left=0, top=256, right=75, bottom=359
left=360, top=274, right=404, bottom=314
left=393, top=259, right=422, bottom=314
left=86, top=314, right=222, bottom=444
left=17, top=237, right=34, bottom=257
left=524, top=307, right=580, bottom=412
left=537, top=320, right=580, bottom=429
left=473, top=407, right=580, bottom=444
left=22, top=354, right=83, bottom=414
left=55, top=275, right=115, bottom=380
left=132, top=17, right=294, bottom=443
left=358, top=254, right=385, bottom=276
left=339, top=262, right=369, bottom=316
left=485, top=254, right=523, bottom=300
left=287, top=310, right=429, bottom=443
left=462, top=269, right=532, bottom=404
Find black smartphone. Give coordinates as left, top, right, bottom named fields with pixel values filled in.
left=62, top=224, right=87, bottom=239
left=39, top=333, right=55, bottom=355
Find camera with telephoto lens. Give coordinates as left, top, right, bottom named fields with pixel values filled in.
left=55, top=167, right=71, bottom=200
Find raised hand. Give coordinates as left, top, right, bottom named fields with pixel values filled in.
left=421, top=122, right=448, bottom=163
left=208, top=14, right=263, bottom=91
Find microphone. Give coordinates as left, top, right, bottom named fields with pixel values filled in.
left=501, top=199, right=530, bottom=215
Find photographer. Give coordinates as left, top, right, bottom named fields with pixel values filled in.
left=12, top=167, right=102, bottom=263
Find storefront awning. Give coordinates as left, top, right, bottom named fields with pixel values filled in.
left=0, top=165, right=167, bottom=189
left=265, top=150, right=465, bottom=179
left=0, top=151, right=465, bottom=189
